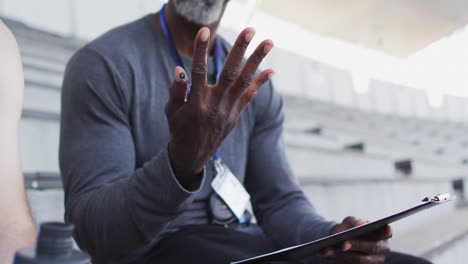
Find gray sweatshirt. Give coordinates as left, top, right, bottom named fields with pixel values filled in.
left=59, top=15, right=336, bottom=264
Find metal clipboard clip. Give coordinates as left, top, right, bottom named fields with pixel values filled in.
left=421, top=193, right=454, bottom=203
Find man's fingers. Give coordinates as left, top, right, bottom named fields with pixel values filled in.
left=354, top=219, right=368, bottom=227
left=342, top=239, right=390, bottom=255
left=329, top=252, right=387, bottom=264
left=228, top=40, right=274, bottom=102
left=321, top=247, right=337, bottom=257
left=331, top=216, right=362, bottom=234
left=165, top=66, right=188, bottom=118
left=361, top=225, right=393, bottom=241
left=234, top=69, right=274, bottom=113
left=217, top=27, right=256, bottom=90
left=385, top=225, right=393, bottom=238
left=343, top=216, right=361, bottom=227
left=190, top=27, right=210, bottom=100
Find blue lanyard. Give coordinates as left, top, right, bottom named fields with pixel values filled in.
left=159, top=5, right=221, bottom=161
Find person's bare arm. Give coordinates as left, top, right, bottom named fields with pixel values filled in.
left=0, top=20, right=36, bottom=263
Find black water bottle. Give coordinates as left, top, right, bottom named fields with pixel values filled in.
left=14, top=222, right=90, bottom=264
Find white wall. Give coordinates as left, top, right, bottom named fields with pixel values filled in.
left=1, top=0, right=468, bottom=123
left=0, top=0, right=257, bottom=39
left=2, top=0, right=73, bottom=35
left=0, top=0, right=165, bottom=38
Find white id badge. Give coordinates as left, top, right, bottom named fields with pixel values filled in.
left=211, top=162, right=250, bottom=220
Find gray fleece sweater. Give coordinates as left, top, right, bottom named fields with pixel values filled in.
left=59, top=14, right=335, bottom=263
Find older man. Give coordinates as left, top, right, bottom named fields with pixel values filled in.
left=0, top=20, right=36, bottom=264
left=60, top=1, right=431, bottom=263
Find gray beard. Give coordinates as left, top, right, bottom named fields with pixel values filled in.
left=172, top=0, right=224, bottom=25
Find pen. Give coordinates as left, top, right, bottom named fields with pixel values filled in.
left=179, top=72, right=191, bottom=86
left=179, top=72, right=191, bottom=102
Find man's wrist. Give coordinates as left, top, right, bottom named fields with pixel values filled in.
left=168, top=143, right=204, bottom=187
left=329, top=223, right=341, bottom=235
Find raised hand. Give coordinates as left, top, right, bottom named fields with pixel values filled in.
left=165, top=27, right=274, bottom=186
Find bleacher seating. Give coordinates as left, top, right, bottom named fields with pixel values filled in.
left=3, top=16, right=468, bottom=262
left=283, top=96, right=468, bottom=177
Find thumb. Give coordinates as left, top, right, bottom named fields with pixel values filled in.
left=332, top=216, right=365, bottom=234
left=165, top=66, right=189, bottom=118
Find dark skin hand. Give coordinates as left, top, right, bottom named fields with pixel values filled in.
left=165, top=27, right=274, bottom=186
left=322, top=217, right=392, bottom=264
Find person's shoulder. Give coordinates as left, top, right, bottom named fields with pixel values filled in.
left=81, top=15, right=154, bottom=61
left=0, top=19, right=22, bottom=80
left=0, top=20, right=23, bottom=119
left=0, top=20, right=20, bottom=55
left=0, top=19, right=12, bottom=37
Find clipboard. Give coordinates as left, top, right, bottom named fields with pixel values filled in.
left=232, top=194, right=452, bottom=264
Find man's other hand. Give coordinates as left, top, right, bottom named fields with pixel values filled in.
left=165, top=27, right=274, bottom=186
left=322, top=216, right=392, bottom=264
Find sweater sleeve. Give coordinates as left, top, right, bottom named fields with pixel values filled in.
left=59, top=48, right=205, bottom=262
left=244, top=83, right=336, bottom=248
